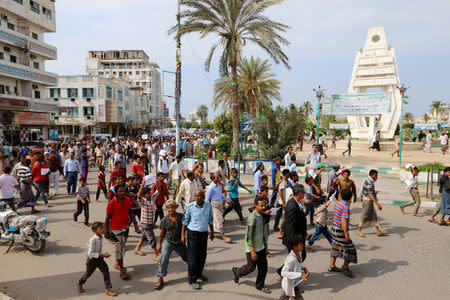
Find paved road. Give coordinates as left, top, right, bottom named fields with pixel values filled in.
left=0, top=168, right=449, bottom=300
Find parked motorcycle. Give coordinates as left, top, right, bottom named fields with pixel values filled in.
left=0, top=201, right=50, bottom=254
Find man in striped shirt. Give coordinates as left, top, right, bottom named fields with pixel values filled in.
left=134, top=182, right=160, bottom=260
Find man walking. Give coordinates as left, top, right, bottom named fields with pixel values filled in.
left=284, top=147, right=293, bottom=168
left=64, top=151, right=81, bottom=195
left=342, top=132, right=352, bottom=156
left=304, top=144, right=321, bottom=173
left=232, top=197, right=271, bottom=295
left=169, top=154, right=185, bottom=199
left=181, top=189, right=214, bottom=290
left=422, top=131, right=433, bottom=153
left=47, top=151, right=62, bottom=197
left=439, top=132, right=448, bottom=155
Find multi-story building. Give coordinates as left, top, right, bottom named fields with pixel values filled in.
left=50, top=75, right=141, bottom=138
left=0, top=0, right=58, bottom=144
left=86, top=50, right=164, bottom=129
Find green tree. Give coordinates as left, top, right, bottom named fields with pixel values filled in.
left=171, top=0, right=290, bottom=158
left=404, top=112, right=414, bottom=123
left=213, top=57, right=282, bottom=116
left=423, top=113, right=430, bottom=123
left=301, top=101, right=313, bottom=120
left=213, top=111, right=233, bottom=136
left=196, top=105, right=209, bottom=128
left=430, top=101, right=444, bottom=123
left=252, top=104, right=306, bottom=159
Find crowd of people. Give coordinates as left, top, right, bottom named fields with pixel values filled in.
left=0, top=132, right=449, bottom=299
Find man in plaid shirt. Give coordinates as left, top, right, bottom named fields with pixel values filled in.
left=134, top=182, right=160, bottom=260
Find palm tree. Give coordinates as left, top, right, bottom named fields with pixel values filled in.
left=170, top=0, right=290, bottom=157
left=196, top=105, right=209, bottom=128
left=404, top=112, right=414, bottom=123
left=213, top=56, right=282, bottom=116
left=301, top=101, right=313, bottom=120
left=430, top=101, right=444, bottom=123
left=423, top=113, right=430, bottom=123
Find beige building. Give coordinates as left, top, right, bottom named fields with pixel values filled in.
left=86, top=50, right=164, bottom=129
left=0, top=0, right=58, bottom=144
left=51, top=75, right=144, bottom=138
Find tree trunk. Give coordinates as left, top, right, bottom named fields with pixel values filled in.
left=248, top=91, right=257, bottom=117
left=231, top=63, right=240, bottom=159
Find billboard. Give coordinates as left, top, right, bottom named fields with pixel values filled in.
left=322, top=93, right=391, bottom=116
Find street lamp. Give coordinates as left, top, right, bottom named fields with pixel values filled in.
left=397, top=84, right=409, bottom=166
left=175, top=0, right=182, bottom=155
left=313, top=85, right=325, bottom=140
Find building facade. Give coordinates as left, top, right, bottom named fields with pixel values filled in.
left=0, top=0, right=58, bottom=144
left=51, top=75, right=143, bottom=138
left=86, top=50, right=164, bottom=129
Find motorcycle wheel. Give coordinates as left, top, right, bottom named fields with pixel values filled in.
left=24, top=230, right=46, bottom=254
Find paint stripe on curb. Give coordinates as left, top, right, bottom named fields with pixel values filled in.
left=380, top=200, right=438, bottom=208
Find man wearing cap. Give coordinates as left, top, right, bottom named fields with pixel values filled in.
left=64, top=151, right=81, bottom=195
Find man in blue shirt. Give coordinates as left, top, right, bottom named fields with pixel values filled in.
left=64, top=151, right=82, bottom=195
left=182, top=188, right=214, bottom=290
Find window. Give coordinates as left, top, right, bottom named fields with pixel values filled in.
left=42, top=6, right=52, bottom=20
left=83, top=107, right=94, bottom=116
left=67, top=88, right=78, bottom=98
left=148, top=82, right=152, bottom=88
left=128, top=71, right=132, bottom=75
left=0, top=52, right=3, bottom=60
left=149, top=71, right=153, bottom=77
left=7, top=23, right=15, bottom=31
left=112, top=71, right=116, bottom=75
left=82, top=88, right=94, bottom=98
left=67, top=107, right=79, bottom=116
left=149, top=93, right=152, bottom=100
left=49, top=88, right=60, bottom=98
left=34, top=90, right=40, bottom=99
left=106, top=86, right=112, bottom=99
left=10, top=55, right=16, bottom=63
left=125, top=87, right=129, bottom=96
left=33, top=61, right=39, bottom=69
left=140, top=98, right=144, bottom=107
left=118, top=107, right=123, bottom=117
left=118, top=90, right=123, bottom=102
left=32, top=32, right=38, bottom=40
left=125, top=102, right=129, bottom=110
left=136, top=71, right=140, bottom=75
left=30, top=0, right=40, bottom=14
left=13, top=0, right=23, bottom=4
left=136, top=82, right=140, bottom=86
left=149, top=106, right=153, bottom=114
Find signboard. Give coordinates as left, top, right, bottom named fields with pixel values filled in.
left=13, top=112, right=49, bottom=125
left=329, top=123, right=349, bottom=130
left=141, top=134, right=149, bottom=140
left=29, top=101, right=59, bottom=112
left=49, top=128, right=58, bottom=141
left=322, top=93, right=391, bottom=116
left=243, top=159, right=274, bottom=175
left=181, top=157, right=199, bottom=171
left=206, top=158, right=235, bottom=172
left=163, top=108, right=169, bottom=117
left=414, top=124, right=438, bottom=130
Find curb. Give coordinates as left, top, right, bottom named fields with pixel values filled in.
left=379, top=200, right=438, bottom=208
left=0, top=293, right=13, bottom=300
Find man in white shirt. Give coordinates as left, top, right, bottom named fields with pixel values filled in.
left=169, top=154, right=185, bottom=198
left=422, top=131, right=433, bottom=153
left=158, top=151, right=170, bottom=181
left=304, top=144, right=321, bottom=172
left=0, top=166, right=19, bottom=211
left=284, top=147, right=293, bottom=169
left=175, top=171, right=196, bottom=211
left=439, top=132, right=448, bottom=155
left=400, top=165, right=422, bottom=216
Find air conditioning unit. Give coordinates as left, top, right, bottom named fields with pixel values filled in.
left=71, top=98, right=75, bottom=101
left=86, top=98, right=91, bottom=101
left=4, top=47, right=11, bottom=52
left=32, top=84, right=38, bottom=89
left=53, top=98, right=58, bottom=101
left=1, top=14, right=8, bottom=21
left=87, top=116, right=91, bottom=120
left=54, top=116, right=58, bottom=120
left=30, top=54, right=37, bottom=59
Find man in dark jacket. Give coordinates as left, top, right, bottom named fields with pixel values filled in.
left=282, top=184, right=310, bottom=261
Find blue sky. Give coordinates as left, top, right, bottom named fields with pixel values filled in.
left=46, top=0, right=450, bottom=119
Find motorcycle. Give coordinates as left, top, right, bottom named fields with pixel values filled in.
left=0, top=201, right=50, bottom=254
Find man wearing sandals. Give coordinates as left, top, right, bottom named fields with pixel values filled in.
left=104, top=184, right=140, bottom=280
left=329, top=189, right=357, bottom=278
left=400, top=165, right=423, bottom=217
left=356, top=170, right=387, bottom=237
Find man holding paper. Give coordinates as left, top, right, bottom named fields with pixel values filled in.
left=31, top=155, right=51, bottom=207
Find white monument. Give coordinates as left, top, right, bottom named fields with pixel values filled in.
left=347, top=27, right=402, bottom=140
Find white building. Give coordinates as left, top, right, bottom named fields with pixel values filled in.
left=0, top=0, right=58, bottom=143
left=50, top=75, right=142, bottom=137
left=86, top=50, right=164, bottom=129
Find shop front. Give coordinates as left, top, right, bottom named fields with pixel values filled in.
left=13, top=111, right=51, bottom=143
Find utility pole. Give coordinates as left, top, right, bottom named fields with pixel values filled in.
left=397, top=84, right=409, bottom=166
left=175, top=0, right=182, bottom=155
left=313, top=86, right=325, bottom=140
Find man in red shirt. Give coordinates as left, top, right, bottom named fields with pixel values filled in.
left=31, top=155, right=51, bottom=207
left=152, top=172, right=169, bottom=226
left=131, top=155, right=144, bottom=179
left=108, top=161, right=126, bottom=190
left=105, top=184, right=139, bottom=280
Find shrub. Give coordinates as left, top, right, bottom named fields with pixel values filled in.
left=215, top=135, right=232, bottom=156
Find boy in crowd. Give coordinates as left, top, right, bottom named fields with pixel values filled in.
left=222, top=168, right=252, bottom=226
left=400, top=166, right=422, bottom=217
left=153, top=172, right=169, bottom=226
left=305, top=176, right=321, bottom=226
left=0, top=166, right=19, bottom=211
left=96, top=165, right=108, bottom=202
left=77, top=222, right=117, bottom=296
left=307, top=197, right=332, bottom=249
left=73, top=177, right=90, bottom=226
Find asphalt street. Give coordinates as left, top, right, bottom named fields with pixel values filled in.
left=0, top=166, right=449, bottom=300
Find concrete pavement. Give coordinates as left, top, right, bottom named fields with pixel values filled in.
left=0, top=164, right=449, bottom=300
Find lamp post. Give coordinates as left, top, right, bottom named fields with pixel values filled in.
left=175, top=0, right=182, bottom=155
left=397, top=84, right=409, bottom=166
left=313, top=86, right=325, bottom=140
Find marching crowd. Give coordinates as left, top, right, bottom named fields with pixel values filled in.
left=0, top=134, right=449, bottom=299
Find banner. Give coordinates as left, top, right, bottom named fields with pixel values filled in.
left=181, top=157, right=199, bottom=171
left=13, top=111, right=50, bottom=125
left=322, top=93, right=391, bottom=116
left=243, top=159, right=274, bottom=175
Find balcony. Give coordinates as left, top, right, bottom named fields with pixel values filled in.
left=0, top=60, right=31, bottom=81
left=31, top=69, right=57, bottom=85
left=29, top=40, right=57, bottom=60
left=0, top=94, right=29, bottom=110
